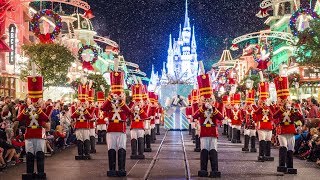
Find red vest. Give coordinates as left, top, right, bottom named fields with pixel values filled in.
left=17, top=108, right=49, bottom=139
left=193, top=106, right=224, bottom=137
left=130, top=108, right=148, bottom=129
left=255, top=106, right=273, bottom=130
left=231, top=109, right=242, bottom=125
left=273, top=107, right=303, bottom=134
left=148, top=106, right=156, bottom=125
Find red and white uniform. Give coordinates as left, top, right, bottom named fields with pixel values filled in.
left=273, top=107, right=303, bottom=150
left=255, top=105, right=273, bottom=141
left=230, top=108, right=242, bottom=129
left=243, top=108, right=256, bottom=137
left=130, top=104, right=147, bottom=139
left=71, top=106, right=93, bottom=141
left=96, top=109, right=107, bottom=131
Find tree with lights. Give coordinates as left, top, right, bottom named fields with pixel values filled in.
left=20, top=43, right=75, bottom=86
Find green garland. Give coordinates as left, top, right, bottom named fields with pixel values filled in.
left=21, top=43, right=75, bottom=87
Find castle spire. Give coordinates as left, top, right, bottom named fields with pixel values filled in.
left=168, top=34, right=173, bottom=51
left=162, top=62, right=167, bottom=74
left=179, top=24, right=182, bottom=40
left=191, top=25, right=197, bottom=54
left=184, top=0, right=190, bottom=28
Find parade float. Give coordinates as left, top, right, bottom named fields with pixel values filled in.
left=0, top=0, right=148, bottom=100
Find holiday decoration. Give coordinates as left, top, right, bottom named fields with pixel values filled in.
left=78, top=45, right=99, bottom=71
left=30, top=9, right=62, bottom=43
left=289, top=8, right=319, bottom=36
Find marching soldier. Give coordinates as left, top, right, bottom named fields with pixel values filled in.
left=193, top=70, right=224, bottom=178
left=96, top=91, right=107, bottom=144
left=242, top=80, right=257, bottom=152
left=154, top=95, right=162, bottom=135
left=148, top=92, right=157, bottom=143
left=87, top=88, right=97, bottom=153
left=273, top=75, right=303, bottom=174
left=231, top=93, right=242, bottom=143
left=71, top=84, right=93, bottom=160
left=186, top=94, right=193, bottom=136
left=17, top=76, right=49, bottom=180
left=101, top=67, right=131, bottom=177
left=221, top=95, right=230, bottom=135
left=256, top=81, right=274, bottom=161
left=192, top=89, right=201, bottom=152
left=129, top=81, right=147, bottom=159
left=142, top=84, right=152, bottom=152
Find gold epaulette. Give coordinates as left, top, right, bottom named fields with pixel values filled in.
left=199, top=108, right=204, bottom=113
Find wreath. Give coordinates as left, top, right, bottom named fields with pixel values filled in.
left=289, top=8, right=319, bottom=36
left=78, top=45, right=99, bottom=64
left=30, top=9, right=62, bottom=43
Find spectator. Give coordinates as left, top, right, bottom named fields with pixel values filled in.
left=50, top=103, right=61, bottom=130
left=307, top=98, right=319, bottom=118
left=54, top=125, right=66, bottom=149
left=0, top=147, right=6, bottom=170
left=60, top=106, right=71, bottom=146
left=0, top=127, right=16, bottom=165
left=5, top=128, right=22, bottom=164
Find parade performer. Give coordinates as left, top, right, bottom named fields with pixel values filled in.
left=227, top=95, right=234, bottom=141
left=186, top=94, right=193, bottom=136
left=96, top=91, right=107, bottom=144
left=192, top=89, right=201, bottom=152
left=142, top=84, right=152, bottom=152
left=71, top=83, right=93, bottom=160
left=155, top=95, right=162, bottom=135
left=242, top=79, right=257, bottom=152
left=87, top=87, right=97, bottom=153
left=273, top=74, right=303, bottom=174
left=129, top=79, right=148, bottom=159
left=256, top=80, right=275, bottom=161
left=191, top=90, right=199, bottom=142
left=231, top=93, right=242, bottom=143
left=221, top=95, right=230, bottom=135
left=17, top=76, right=49, bottom=180
left=193, top=64, right=224, bottom=178
left=148, top=91, right=157, bottom=143
left=101, top=60, right=131, bottom=177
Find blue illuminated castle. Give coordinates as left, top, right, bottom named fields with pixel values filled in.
left=149, top=0, right=198, bottom=91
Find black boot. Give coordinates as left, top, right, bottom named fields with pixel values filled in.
left=153, top=128, right=157, bottom=141
left=236, top=130, right=241, bottom=143
left=286, top=150, right=297, bottom=174
left=137, top=137, right=145, bottom=159
left=102, top=130, right=107, bottom=144
left=231, top=128, right=237, bottom=143
left=22, top=152, right=35, bottom=180
left=209, top=149, right=221, bottom=178
left=151, top=129, right=155, bottom=143
left=156, top=124, right=160, bottom=135
left=117, top=148, right=126, bottom=177
left=144, top=134, right=152, bottom=152
left=242, top=135, right=250, bottom=151
left=258, top=140, right=265, bottom=162
left=228, top=126, right=232, bottom=141
left=75, top=140, right=84, bottom=160
left=198, top=149, right=209, bottom=177
left=84, top=139, right=91, bottom=160
left=264, top=141, right=274, bottom=161
left=36, top=151, right=46, bottom=179
left=194, top=135, right=201, bottom=152
left=277, top=147, right=287, bottom=173
left=222, top=124, right=228, bottom=135
left=191, top=128, right=196, bottom=141
left=250, top=136, right=257, bottom=152
left=97, top=130, right=102, bottom=144
left=90, top=136, right=96, bottom=153
left=189, top=124, right=192, bottom=135
left=130, top=139, right=138, bottom=159
left=107, top=149, right=117, bottom=177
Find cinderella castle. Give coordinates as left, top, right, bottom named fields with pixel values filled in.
left=148, top=0, right=198, bottom=92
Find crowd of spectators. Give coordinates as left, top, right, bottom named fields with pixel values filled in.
left=0, top=96, right=75, bottom=172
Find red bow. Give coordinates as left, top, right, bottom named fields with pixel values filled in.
left=84, top=9, right=95, bottom=19
left=38, top=33, right=52, bottom=44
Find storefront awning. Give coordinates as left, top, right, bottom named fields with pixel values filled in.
left=0, top=39, right=11, bottom=52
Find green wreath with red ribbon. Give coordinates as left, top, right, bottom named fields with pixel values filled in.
left=30, top=9, right=62, bottom=43
left=78, top=45, right=99, bottom=63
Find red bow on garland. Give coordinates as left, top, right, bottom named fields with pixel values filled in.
left=38, top=33, right=53, bottom=44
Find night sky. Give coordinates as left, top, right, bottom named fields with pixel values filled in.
left=89, top=0, right=266, bottom=77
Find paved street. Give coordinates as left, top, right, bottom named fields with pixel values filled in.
left=1, top=127, right=320, bottom=180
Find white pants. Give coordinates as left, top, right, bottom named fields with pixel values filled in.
left=107, top=132, right=126, bottom=150
left=200, top=137, right=218, bottom=150
left=130, top=129, right=145, bottom=139
left=89, top=128, right=95, bottom=136
left=244, top=129, right=256, bottom=137
left=232, top=125, right=241, bottom=130
left=222, top=118, right=229, bottom=125
left=151, top=124, right=155, bottom=129
left=25, top=139, right=45, bottom=155
left=96, top=124, right=107, bottom=131
left=155, top=118, right=160, bottom=124
left=257, top=130, right=272, bottom=141
left=76, top=129, right=90, bottom=141
left=278, top=134, right=295, bottom=151
left=144, top=120, right=151, bottom=135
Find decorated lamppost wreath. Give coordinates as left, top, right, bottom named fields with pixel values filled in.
left=30, top=9, right=62, bottom=44
left=78, top=45, right=99, bottom=71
